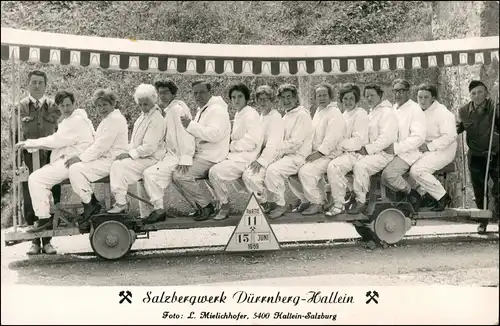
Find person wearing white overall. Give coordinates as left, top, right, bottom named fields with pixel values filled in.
left=325, top=83, right=369, bottom=216
left=381, top=79, right=427, bottom=205
left=16, top=91, right=95, bottom=235
left=347, top=84, right=398, bottom=215
left=409, top=83, right=457, bottom=211
left=288, top=82, right=345, bottom=216
left=209, top=83, right=263, bottom=220
left=264, top=84, right=313, bottom=219
left=65, top=89, right=129, bottom=223
left=242, top=85, right=285, bottom=212
left=107, top=84, right=166, bottom=214
left=140, top=79, right=196, bottom=224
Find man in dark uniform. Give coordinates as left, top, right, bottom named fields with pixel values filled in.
left=457, top=80, right=499, bottom=234
left=12, top=70, right=61, bottom=255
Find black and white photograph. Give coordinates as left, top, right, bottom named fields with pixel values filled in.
left=1, top=1, right=499, bottom=324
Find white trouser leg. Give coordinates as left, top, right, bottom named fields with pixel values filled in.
left=110, top=157, right=157, bottom=205
left=409, top=145, right=456, bottom=200
left=264, top=155, right=304, bottom=206
left=298, top=156, right=332, bottom=205
left=353, top=153, right=393, bottom=203
left=242, top=166, right=268, bottom=203
left=143, top=154, right=180, bottom=210
left=327, top=153, right=358, bottom=205
left=381, top=156, right=412, bottom=193
left=209, top=159, right=249, bottom=205
left=28, top=159, right=69, bottom=218
left=68, top=158, right=113, bottom=204
left=287, top=174, right=308, bottom=203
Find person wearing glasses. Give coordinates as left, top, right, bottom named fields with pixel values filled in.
left=457, top=80, right=499, bottom=234
left=408, top=84, right=457, bottom=211
left=107, top=84, right=166, bottom=214
left=381, top=79, right=426, bottom=206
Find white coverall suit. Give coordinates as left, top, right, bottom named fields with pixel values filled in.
left=409, top=100, right=457, bottom=200
left=327, top=107, right=369, bottom=206
left=209, top=106, right=263, bottom=205
left=264, top=106, right=313, bottom=207
left=242, top=109, right=285, bottom=204
left=381, top=99, right=427, bottom=193
left=68, top=109, right=129, bottom=204
left=142, top=100, right=196, bottom=211
left=172, top=96, right=231, bottom=208
left=27, top=109, right=95, bottom=218
left=288, top=103, right=346, bottom=205
left=109, top=106, right=166, bottom=206
left=352, top=100, right=398, bottom=204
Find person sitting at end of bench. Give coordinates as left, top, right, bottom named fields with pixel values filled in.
left=264, top=84, right=313, bottom=219
left=209, top=83, right=263, bottom=220
left=65, top=89, right=129, bottom=224
left=107, top=84, right=166, bottom=214
left=347, top=84, right=398, bottom=215
left=381, top=79, right=427, bottom=208
left=173, top=80, right=231, bottom=221
left=325, top=83, right=369, bottom=217
left=15, top=91, right=95, bottom=235
left=408, top=84, right=457, bottom=211
left=242, top=85, right=284, bottom=214
left=288, top=82, right=345, bottom=216
left=141, top=79, right=196, bottom=224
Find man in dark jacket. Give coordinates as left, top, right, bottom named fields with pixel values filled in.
left=12, top=70, right=61, bottom=255
left=457, top=80, right=499, bottom=234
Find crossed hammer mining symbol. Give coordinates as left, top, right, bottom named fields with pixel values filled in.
left=366, top=290, right=379, bottom=304
left=119, top=290, right=132, bottom=304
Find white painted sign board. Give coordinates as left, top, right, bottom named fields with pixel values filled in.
left=225, top=193, right=281, bottom=252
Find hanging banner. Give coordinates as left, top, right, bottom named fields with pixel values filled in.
left=1, top=27, right=498, bottom=76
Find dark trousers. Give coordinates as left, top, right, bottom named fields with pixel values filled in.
left=21, top=150, right=61, bottom=246
left=468, top=153, right=499, bottom=225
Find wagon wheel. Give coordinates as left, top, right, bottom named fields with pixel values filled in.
left=373, top=208, right=409, bottom=245
left=90, top=220, right=134, bottom=260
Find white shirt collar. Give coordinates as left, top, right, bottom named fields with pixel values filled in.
left=29, top=94, right=48, bottom=107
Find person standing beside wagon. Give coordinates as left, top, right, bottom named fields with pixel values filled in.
left=12, top=70, right=62, bottom=255
left=457, top=80, right=499, bottom=234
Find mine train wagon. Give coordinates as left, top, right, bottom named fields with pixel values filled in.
left=4, top=161, right=493, bottom=260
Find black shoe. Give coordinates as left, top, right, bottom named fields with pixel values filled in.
left=407, top=189, right=423, bottom=211
left=347, top=201, right=366, bottom=215
left=431, top=193, right=451, bottom=211
left=194, top=203, right=215, bottom=221
left=143, top=210, right=168, bottom=224
left=262, top=202, right=277, bottom=214
left=420, top=193, right=437, bottom=208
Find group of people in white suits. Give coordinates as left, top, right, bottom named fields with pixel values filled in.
left=16, top=77, right=459, bottom=230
